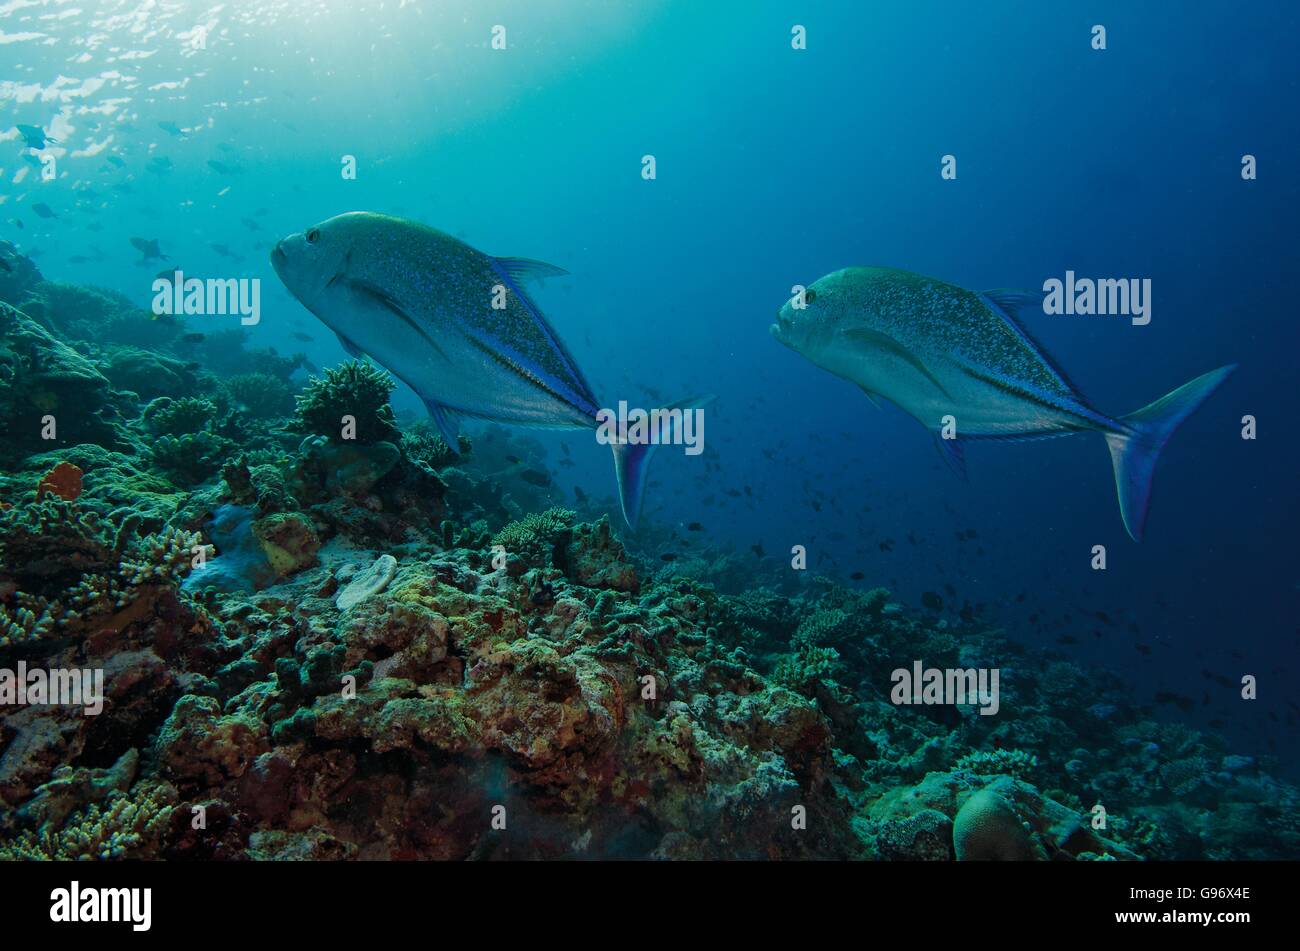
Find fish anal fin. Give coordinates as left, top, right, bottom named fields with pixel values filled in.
left=421, top=397, right=462, bottom=454
left=933, top=434, right=968, bottom=482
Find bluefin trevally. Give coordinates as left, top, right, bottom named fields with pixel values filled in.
left=771, top=266, right=1235, bottom=541
left=271, top=211, right=712, bottom=528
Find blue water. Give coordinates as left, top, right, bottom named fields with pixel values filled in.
left=4, top=1, right=1297, bottom=770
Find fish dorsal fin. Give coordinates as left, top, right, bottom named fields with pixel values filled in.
left=981, top=288, right=1044, bottom=320
left=486, top=257, right=598, bottom=414
left=840, top=327, right=952, bottom=398
left=978, top=289, right=1080, bottom=396
left=420, top=396, right=462, bottom=454
left=492, top=256, right=569, bottom=286
left=335, top=332, right=366, bottom=360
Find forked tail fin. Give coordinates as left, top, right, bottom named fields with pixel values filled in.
left=609, top=394, right=715, bottom=528
left=1104, top=365, right=1235, bottom=541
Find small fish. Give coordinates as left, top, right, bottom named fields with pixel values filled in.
left=772, top=267, right=1235, bottom=540
left=106, top=155, right=125, bottom=169
left=270, top=211, right=712, bottom=527
left=849, top=571, right=864, bottom=581
left=240, top=217, right=261, bottom=231
left=573, top=486, right=587, bottom=503
left=291, top=331, right=314, bottom=342
left=750, top=543, right=765, bottom=557
left=131, top=237, right=169, bottom=262
left=181, top=332, right=206, bottom=343
left=207, top=159, right=241, bottom=175
left=158, top=121, right=187, bottom=137
left=686, top=522, right=703, bottom=532
left=31, top=203, right=56, bottom=219
left=660, top=553, right=677, bottom=562
left=519, top=468, right=551, bottom=488
left=15, top=124, right=57, bottom=149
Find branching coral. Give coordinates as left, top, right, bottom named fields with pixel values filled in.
left=141, top=396, right=219, bottom=436
left=0, top=499, right=198, bottom=645
left=771, top=645, right=844, bottom=696
left=956, top=748, right=1039, bottom=782
left=223, top=372, right=296, bottom=420
left=0, top=784, right=177, bottom=861
left=401, top=424, right=470, bottom=473
left=492, top=507, right=575, bottom=568
left=150, top=432, right=236, bottom=486
left=293, top=360, right=399, bottom=444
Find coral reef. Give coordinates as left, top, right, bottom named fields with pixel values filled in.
left=1, top=253, right=1297, bottom=862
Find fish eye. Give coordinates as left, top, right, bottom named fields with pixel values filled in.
left=306, top=228, right=320, bottom=244
left=804, top=288, right=817, bottom=304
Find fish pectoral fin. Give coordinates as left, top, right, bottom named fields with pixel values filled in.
left=420, top=397, right=462, bottom=454
left=342, top=278, right=449, bottom=361
left=335, top=332, right=366, bottom=360
left=857, top=385, right=884, bottom=410
left=840, top=327, right=952, bottom=398
left=492, top=256, right=569, bottom=286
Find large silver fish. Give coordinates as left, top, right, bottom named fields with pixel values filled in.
left=271, top=211, right=708, bottom=527
left=771, top=266, right=1234, bottom=540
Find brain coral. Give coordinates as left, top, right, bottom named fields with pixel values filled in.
left=952, top=787, right=1045, bottom=861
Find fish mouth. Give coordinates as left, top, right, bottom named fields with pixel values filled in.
left=770, top=311, right=793, bottom=343
left=269, top=240, right=287, bottom=271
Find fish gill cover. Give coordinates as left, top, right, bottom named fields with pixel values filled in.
left=0, top=0, right=1296, bottom=874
